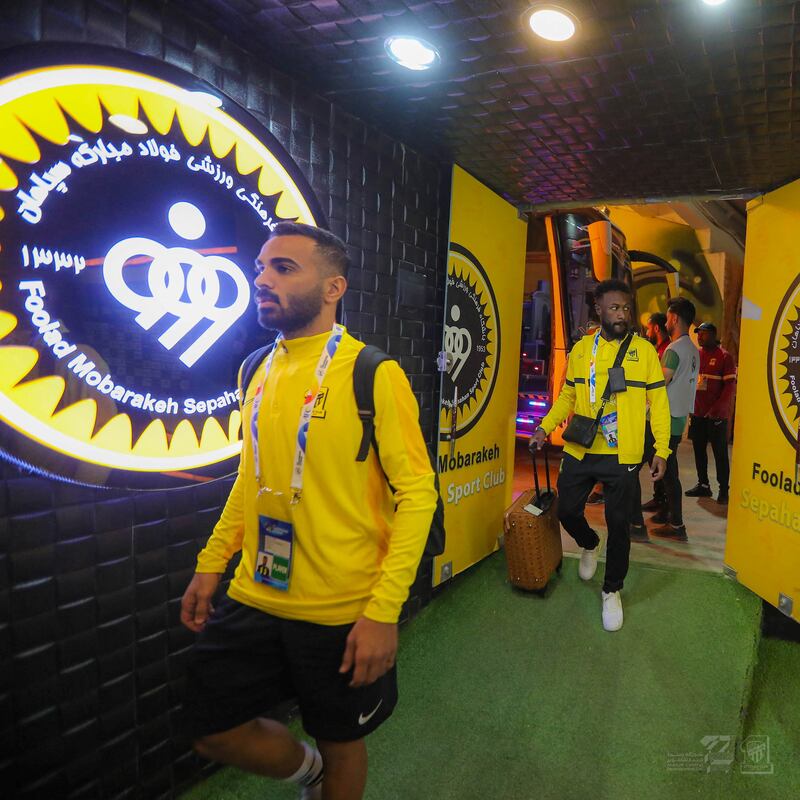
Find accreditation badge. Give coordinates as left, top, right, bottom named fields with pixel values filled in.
left=254, top=516, right=293, bottom=590
left=600, top=411, right=619, bottom=448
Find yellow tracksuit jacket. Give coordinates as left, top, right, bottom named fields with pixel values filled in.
left=196, top=330, right=438, bottom=625
left=541, top=332, right=672, bottom=464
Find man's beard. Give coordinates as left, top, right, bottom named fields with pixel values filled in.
left=601, top=319, right=628, bottom=340
left=257, top=283, right=325, bottom=335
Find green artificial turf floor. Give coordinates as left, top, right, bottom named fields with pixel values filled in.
left=181, top=552, right=798, bottom=800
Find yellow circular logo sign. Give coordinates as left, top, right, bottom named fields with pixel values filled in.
left=0, top=46, right=322, bottom=488
left=439, top=243, right=500, bottom=442
left=769, top=272, right=800, bottom=449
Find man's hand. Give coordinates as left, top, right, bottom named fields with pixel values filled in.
left=651, top=456, right=667, bottom=481
left=529, top=429, right=547, bottom=452
left=339, top=617, right=398, bottom=688
left=180, top=572, right=221, bottom=632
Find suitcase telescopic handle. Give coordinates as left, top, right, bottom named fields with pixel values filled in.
left=530, top=442, right=552, bottom=501
left=543, top=443, right=551, bottom=493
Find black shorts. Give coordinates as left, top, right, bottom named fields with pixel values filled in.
left=183, top=596, right=397, bottom=742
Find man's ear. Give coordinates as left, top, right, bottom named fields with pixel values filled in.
left=324, top=275, right=347, bottom=306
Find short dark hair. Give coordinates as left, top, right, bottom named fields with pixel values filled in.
left=593, top=279, right=631, bottom=302
left=667, top=296, right=696, bottom=327
left=268, top=222, right=350, bottom=279
left=649, top=312, right=667, bottom=331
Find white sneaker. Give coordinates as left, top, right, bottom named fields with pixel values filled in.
left=578, top=547, right=598, bottom=580
left=602, top=591, right=624, bottom=632
left=300, top=784, right=322, bottom=800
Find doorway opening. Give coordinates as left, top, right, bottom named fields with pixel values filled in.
left=512, top=200, right=745, bottom=573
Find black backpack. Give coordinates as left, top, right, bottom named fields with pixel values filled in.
left=238, top=344, right=446, bottom=558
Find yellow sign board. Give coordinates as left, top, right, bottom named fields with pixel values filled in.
left=435, top=165, right=526, bottom=584
left=726, top=181, right=800, bottom=621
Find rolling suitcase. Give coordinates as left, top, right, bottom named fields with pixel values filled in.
left=503, top=444, right=562, bottom=591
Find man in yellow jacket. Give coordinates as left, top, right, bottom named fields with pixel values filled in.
left=531, top=280, right=671, bottom=631
left=180, top=223, right=437, bottom=799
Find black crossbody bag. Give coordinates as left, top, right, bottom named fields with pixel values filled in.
left=562, top=334, right=632, bottom=448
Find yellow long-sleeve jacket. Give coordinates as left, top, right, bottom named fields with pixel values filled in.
left=196, top=330, right=438, bottom=625
left=540, top=332, right=672, bottom=464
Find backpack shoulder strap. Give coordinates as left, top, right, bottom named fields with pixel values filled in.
left=353, top=345, right=395, bottom=462
left=238, top=344, right=273, bottom=409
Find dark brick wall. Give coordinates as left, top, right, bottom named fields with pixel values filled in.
left=0, top=1, right=450, bottom=797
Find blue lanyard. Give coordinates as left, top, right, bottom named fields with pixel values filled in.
left=249, top=324, right=345, bottom=503
left=589, top=330, right=600, bottom=406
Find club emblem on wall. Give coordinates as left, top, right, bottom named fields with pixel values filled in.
left=439, top=243, right=500, bottom=442
left=0, top=45, right=323, bottom=487
left=768, top=271, right=800, bottom=450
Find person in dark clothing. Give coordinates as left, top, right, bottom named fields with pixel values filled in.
left=685, top=322, right=736, bottom=504
left=650, top=297, right=699, bottom=541
left=628, top=423, right=658, bottom=542
left=632, top=312, right=671, bottom=530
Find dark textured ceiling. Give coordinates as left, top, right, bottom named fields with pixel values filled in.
left=173, top=0, right=800, bottom=206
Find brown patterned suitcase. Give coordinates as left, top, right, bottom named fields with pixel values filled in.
left=503, top=444, right=562, bottom=591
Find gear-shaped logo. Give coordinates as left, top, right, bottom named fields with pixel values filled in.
left=768, top=272, right=800, bottom=448
left=440, top=243, right=500, bottom=441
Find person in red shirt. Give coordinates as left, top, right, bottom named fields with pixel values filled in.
left=685, top=322, right=737, bottom=504
left=646, top=312, right=670, bottom=359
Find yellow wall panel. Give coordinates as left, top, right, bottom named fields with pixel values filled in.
left=434, top=166, right=527, bottom=584
left=726, top=181, right=800, bottom=621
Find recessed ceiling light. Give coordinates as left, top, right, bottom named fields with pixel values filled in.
left=191, top=91, right=223, bottom=108
left=108, top=114, right=148, bottom=135
left=384, top=35, right=440, bottom=71
left=526, top=6, right=578, bottom=42
left=701, top=0, right=727, bottom=5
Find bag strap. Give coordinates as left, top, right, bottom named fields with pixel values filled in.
left=353, top=345, right=395, bottom=462
left=613, top=333, right=634, bottom=369
left=593, top=333, right=633, bottom=424
left=238, top=344, right=273, bottom=409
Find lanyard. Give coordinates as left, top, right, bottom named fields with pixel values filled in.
left=589, top=330, right=600, bottom=406
left=250, top=324, right=345, bottom=504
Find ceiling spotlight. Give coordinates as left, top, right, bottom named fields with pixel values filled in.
left=384, top=35, right=440, bottom=71
left=526, top=6, right=578, bottom=42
